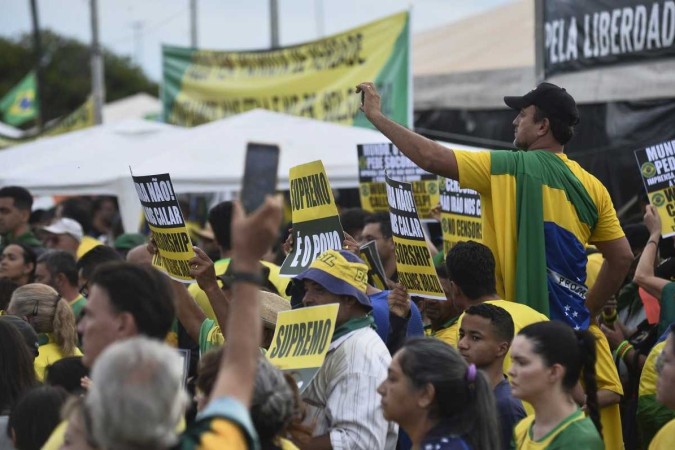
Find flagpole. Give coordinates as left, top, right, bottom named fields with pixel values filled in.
left=29, top=0, right=44, bottom=132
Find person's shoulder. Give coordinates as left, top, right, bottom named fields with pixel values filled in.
left=486, top=299, right=548, bottom=321
left=649, top=418, right=675, bottom=449
left=338, top=328, right=390, bottom=361
left=550, top=416, right=603, bottom=448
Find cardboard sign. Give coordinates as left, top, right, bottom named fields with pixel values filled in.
left=386, top=174, right=445, bottom=300
left=280, top=161, right=344, bottom=277
left=635, top=141, right=675, bottom=237
left=267, top=304, right=339, bottom=392
left=357, top=143, right=440, bottom=218
left=131, top=172, right=195, bottom=281
left=438, top=176, right=483, bottom=254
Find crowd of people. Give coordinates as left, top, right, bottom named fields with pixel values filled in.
left=0, top=80, right=674, bottom=450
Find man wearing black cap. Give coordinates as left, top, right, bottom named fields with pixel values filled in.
left=357, top=81, right=632, bottom=328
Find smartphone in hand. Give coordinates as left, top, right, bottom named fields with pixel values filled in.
left=240, top=143, right=280, bottom=213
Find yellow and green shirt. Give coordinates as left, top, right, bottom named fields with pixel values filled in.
left=188, top=258, right=290, bottom=321
left=587, top=324, right=624, bottom=450
left=638, top=341, right=675, bottom=448
left=512, top=409, right=603, bottom=450
left=425, top=316, right=460, bottom=347
left=649, top=418, right=675, bottom=450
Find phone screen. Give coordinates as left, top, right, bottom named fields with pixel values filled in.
left=241, top=143, right=280, bottom=213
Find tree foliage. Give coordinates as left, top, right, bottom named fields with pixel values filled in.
left=0, top=30, right=158, bottom=127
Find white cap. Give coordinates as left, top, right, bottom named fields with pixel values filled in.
left=42, top=218, right=83, bottom=242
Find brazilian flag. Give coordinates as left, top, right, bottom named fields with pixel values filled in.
left=0, top=71, right=39, bottom=126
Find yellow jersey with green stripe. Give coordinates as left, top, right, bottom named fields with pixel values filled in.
left=424, top=316, right=459, bottom=347
left=512, top=409, right=603, bottom=449
left=638, top=341, right=675, bottom=448
left=455, top=150, right=623, bottom=330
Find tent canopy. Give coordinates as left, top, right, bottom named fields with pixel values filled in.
left=2, top=109, right=482, bottom=231
left=1, top=119, right=184, bottom=231
left=131, top=109, right=480, bottom=192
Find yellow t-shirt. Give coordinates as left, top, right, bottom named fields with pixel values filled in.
left=649, top=418, right=675, bottom=450
left=587, top=324, right=624, bottom=450
left=35, top=335, right=82, bottom=381
left=638, top=341, right=675, bottom=448
left=425, top=317, right=460, bottom=347
left=188, top=258, right=290, bottom=320
left=585, top=251, right=604, bottom=290
left=454, top=150, right=624, bottom=303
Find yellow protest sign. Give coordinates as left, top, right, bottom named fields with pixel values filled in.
left=162, top=12, right=410, bottom=128
left=438, top=176, right=483, bottom=254
left=358, top=143, right=440, bottom=218
left=386, top=174, right=445, bottom=300
left=635, top=142, right=675, bottom=237
left=280, top=160, right=344, bottom=277
left=131, top=173, right=195, bottom=281
left=267, top=304, right=339, bottom=391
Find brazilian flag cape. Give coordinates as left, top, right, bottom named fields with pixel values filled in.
left=490, top=151, right=598, bottom=329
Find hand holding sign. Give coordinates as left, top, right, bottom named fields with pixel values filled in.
left=342, top=231, right=360, bottom=254
left=388, top=283, right=411, bottom=318
left=190, top=247, right=218, bottom=292
left=644, top=204, right=662, bottom=237
left=231, top=196, right=283, bottom=272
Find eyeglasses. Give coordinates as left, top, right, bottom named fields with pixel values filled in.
left=79, top=282, right=89, bottom=299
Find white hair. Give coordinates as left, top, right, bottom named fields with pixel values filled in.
left=86, top=337, right=188, bottom=450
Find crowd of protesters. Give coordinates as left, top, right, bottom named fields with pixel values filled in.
left=1, top=81, right=675, bottom=450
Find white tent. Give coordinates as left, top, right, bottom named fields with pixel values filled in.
left=103, top=93, right=161, bottom=124
left=2, top=109, right=482, bottom=231
left=131, top=109, right=481, bottom=192
left=0, top=119, right=185, bottom=231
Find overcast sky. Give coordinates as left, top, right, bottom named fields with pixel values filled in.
left=0, top=0, right=514, bottom=81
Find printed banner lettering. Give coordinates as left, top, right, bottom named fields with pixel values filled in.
left=635, top=140, right=675, bottom=237
left=267, top=304, right=339, bottom=392
left=438, top=176, right=483, bottom=254
left=132, top=172, right=196, bottom=281
left=386, top=174, right=445, bottom=300
left=358, top=143, right=440, bottom=218
left=281, top=161, right=345, bottom=276
left=542, top=0, right=675, bottom=76
left=162, top=12, right=410, bottom=128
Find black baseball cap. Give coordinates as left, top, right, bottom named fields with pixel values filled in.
left=504, top=82, right=579, bottom=125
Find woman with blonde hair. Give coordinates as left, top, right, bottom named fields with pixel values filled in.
left=8, top=283, right=81, bottom=381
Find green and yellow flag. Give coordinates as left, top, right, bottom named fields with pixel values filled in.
left=0, top=72, right=39, bottom=126
left=162, top=12, right=410, bottom=128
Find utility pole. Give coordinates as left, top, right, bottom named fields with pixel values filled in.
left=29, top=0, right=44, bottom=132
left=190, top=0, right=198, bottom=48
left=132, top=21, right=144, bottom=66
left=534, top=0, right=545, bottom=83
left=315, top=0, right=325, bottom=38
left=270, top=0, right=279, bottom=49
left=90, top=0, right=104, bottom=125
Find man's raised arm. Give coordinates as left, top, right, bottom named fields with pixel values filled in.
left=357, top=82, right=459, bottom=180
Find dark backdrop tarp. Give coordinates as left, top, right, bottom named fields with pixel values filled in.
left=414, top=98, right=675, bottom=218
